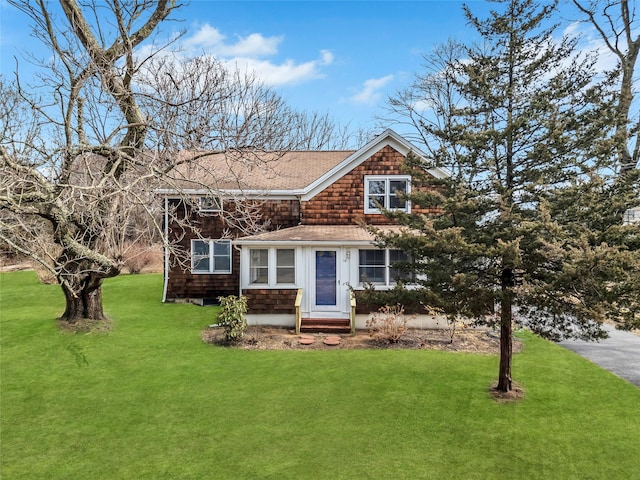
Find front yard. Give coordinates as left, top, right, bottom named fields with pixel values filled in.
left=1, top=271, right=639, bottom=479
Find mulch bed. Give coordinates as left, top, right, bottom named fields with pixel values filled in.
left=202, top=325, right=523, bottom=354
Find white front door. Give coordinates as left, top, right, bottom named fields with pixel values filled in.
left=310, top=248, right=346, bottom=317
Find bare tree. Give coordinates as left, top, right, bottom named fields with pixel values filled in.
left=572, top=0, right=640, bottom=174
left=0, top=0, right=342, bottom=322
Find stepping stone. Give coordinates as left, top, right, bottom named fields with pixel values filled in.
left=299, top=335, right=315, bottom=345
left=323, top=336, right=341, bottom=346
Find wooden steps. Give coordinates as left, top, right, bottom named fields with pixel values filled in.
left=300, top=318, right=351, bottom=334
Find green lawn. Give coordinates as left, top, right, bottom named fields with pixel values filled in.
left=1, top=271, right=639, bottom=479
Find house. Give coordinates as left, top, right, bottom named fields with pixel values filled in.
left=623, top=206, right=640, bottom=225
left=160, top=129, right=449, bottom=332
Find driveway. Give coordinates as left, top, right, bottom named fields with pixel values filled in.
left=559, top=324, right=640, bottom=387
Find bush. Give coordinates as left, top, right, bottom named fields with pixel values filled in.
left=366, top=304, right=412, bottom=343
left=122, top=243, right=160, bottom=274
left=217, top=295, right=248, bottom=341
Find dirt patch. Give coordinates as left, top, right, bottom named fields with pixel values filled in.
left=489, top=381, right=526, bottom=402
left=58, top=317, right=113, bottom=334
left=202, top=325, right=523, bottom=354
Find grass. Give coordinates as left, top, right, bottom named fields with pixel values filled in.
left=1, top=271, right=639, bottom=479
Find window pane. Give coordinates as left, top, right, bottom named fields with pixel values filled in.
left=276, top=249, right=294, bottom=267
left=368, top=195, right=385, bottom=209
left=213, top=241, right=230, bottom=256
left=277, top=268, right=295, bottom=284
left=276, top=249, right=295, bottom=284
left=193, top=256, right=210, bottom=272
left=192, top=240, right=210, bottom=272
left=389, top=195, right=406, bottom=209
left=250, top=249, right=268, bottom=284
left=193, top=240, right=209, bottom=256
left=359, top=249, right=385, bottom=265
left=390, top=250, right=414, bottom=283
left=214, top=255, right=231, bottom=273
left=359, top=266, right=385, bottom=284
left=389, top=180, right=407, bottom=209
left=390, top=180, right=407, bottom=193
left=368, top=180, right=386, bottom=195
left=359, top=250, right=385, bottom=283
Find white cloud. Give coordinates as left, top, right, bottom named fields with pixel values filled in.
left=177, top=24, right=332, bottom=86
left=562, top=21, right=620, bottom=75
left=225, top=56, right=327, bottom=86
left=184, top=24, right=282, bottom=57
left=349, top=75, right=394, bottom=105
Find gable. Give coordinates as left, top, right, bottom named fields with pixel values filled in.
left=301, top=128, right=449, bottom=201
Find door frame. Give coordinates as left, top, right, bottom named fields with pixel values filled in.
left=308, top=247, right=349, bottom=318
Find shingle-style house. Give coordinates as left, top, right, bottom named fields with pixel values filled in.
left=160, top=129, right=449, bottom=332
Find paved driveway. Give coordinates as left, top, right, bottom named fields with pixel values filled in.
left=559, top=324, right=640, bottom=387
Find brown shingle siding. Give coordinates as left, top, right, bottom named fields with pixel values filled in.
left=244, top=289, right=298, bottom=314
left=166, top=198, right=300, bottom=300
left=301, top=145, right=434, bottom=225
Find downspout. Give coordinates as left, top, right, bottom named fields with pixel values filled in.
left=162, top=196, right=170, bottom=303
left=233, top=242, right=243, bottom=297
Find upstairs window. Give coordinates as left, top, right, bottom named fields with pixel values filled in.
left=198, top=196, right=222, bottom=213
left=191, top=239, right=231, bottom=274
left=364, top=176, right=410, bottom=214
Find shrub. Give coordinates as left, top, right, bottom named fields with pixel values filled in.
left=122, top=243, right=160, bottom=274
left=366, top=304, right=412, bottom=343
left=217, top=295, right=248, bottom=341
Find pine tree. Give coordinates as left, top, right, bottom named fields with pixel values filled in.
left=377, top=0, right=639, bottom=393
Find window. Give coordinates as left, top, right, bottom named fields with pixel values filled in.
left=359, top=249, right=414, bottom=286
left=249, top=249, right=269, bottom=284
left=248, top=248, right=296, bottom=286
left=276, top=249, right=296, bottom=284
left=198, top=196, right=221, bottom=213
left=365, top=176, right=410, bottom=214
left=623, top=208, right=639, bottom=225
left=191, top=239, right=231, bottom=274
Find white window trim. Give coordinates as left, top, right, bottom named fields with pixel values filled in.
left=357, top=248, right=415, bottom=287
left=245, top=247, right=299, bottom=288
left=364, top=175, right=411, bottom=214
left=191, top=239, right=232, bottom=274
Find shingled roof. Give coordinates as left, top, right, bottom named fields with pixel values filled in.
left=236, top=225, right=415, bottom=243
left=159, top=129, right=450, bottom=197
left=166, top=150, right=355, bottom=193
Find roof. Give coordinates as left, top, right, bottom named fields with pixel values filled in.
left=235, top=225, right=414, bottom=244
left=159, top=129, right=451, bottom=197
left=166, top=150, right=354, bottom=193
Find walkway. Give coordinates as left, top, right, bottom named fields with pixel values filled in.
left=559, top=324, right=640, bottom=387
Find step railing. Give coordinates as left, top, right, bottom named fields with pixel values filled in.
left=295, top=288, right=303, bottom=335
left=349, top=290, right=356, bottom=335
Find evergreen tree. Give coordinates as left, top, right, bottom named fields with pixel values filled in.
left=377, top=0, right=639, bottom=393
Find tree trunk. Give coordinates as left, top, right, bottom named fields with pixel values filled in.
left=60, top=275, right=106, bottom=322
left=497, top=268, right=514, bottom=392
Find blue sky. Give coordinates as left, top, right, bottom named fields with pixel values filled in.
left=0, top=0, right=619, bottom=140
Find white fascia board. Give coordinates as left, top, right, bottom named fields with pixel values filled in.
left=233, top=239, right=375, bottom=247
left=154, top=188, right=299, bottom=200
left=301, top=128, right=450, bottom=201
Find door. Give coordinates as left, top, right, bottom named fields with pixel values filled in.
left=315, top=250, right=337, bottom=307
